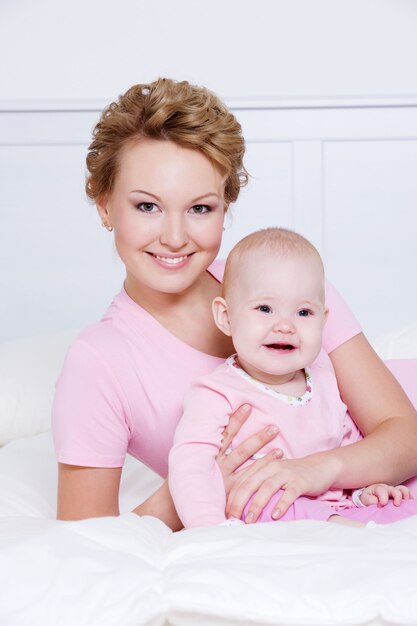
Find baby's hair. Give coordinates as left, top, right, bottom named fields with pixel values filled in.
left=222, top=227, right=324, bottom=297
left=86, top=77, right=248, bottom=205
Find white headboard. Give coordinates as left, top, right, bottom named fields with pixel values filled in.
left=1, top=98, right=417, bottom=342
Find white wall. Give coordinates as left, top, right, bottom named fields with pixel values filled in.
left=1, top=0, right=417, bottom=101
left=2, top=102, right=417, bottom=342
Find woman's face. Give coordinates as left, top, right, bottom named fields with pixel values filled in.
left=97, top=139, right=227, bottom=301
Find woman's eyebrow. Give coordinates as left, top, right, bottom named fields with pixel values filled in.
left=129, top=190, right=220, bottom=203
left=129, top=189, right=162, bottom=201
left=189, top=193, right=220, bottom=203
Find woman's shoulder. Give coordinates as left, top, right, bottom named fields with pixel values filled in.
left=75, top=286, right=156, bottom=351
left=323, top=279, right=362, bottom=354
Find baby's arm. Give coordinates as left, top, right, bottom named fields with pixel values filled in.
left=168, top=383, right=232, bottom=528
left=352, top=483, right=412, bottom=507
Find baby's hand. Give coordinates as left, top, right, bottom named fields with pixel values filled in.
left=353, top=483, right=411, bottom=507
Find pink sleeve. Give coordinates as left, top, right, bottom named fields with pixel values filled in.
left=323, top=280, right=362, bottom=354
left=52, top=339, right=132, bottom=468
left=168, top=382, right=231, bottom=528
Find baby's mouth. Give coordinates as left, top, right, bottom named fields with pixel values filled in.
left=264, top=343, right=296, bottom=351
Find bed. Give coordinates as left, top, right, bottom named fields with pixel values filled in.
left=1, top=327, right=417, bottom=626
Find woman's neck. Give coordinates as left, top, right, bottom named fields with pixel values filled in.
left=124, top=271, right=207, bottom=316
left=124, top=271, right=234, bottom=359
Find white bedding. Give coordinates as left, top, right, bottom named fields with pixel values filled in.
left=1, top=330, right=417, bottom=625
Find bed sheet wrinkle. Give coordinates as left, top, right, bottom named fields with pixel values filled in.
left=0, top=515, right=170, bottom=626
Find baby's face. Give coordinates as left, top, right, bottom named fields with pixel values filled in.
left=225, top=250, right=327, bottom=381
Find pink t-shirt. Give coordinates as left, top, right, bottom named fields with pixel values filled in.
left=52, top=260, right=362, bottom=477
left=169, top=352, right=362, bottom=528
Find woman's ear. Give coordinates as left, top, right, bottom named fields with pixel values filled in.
left=212, top=297, right=232, bottom=336
left=96, top=195, right=111, bottom=228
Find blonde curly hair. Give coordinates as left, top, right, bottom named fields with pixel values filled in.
left=86, top=78, right=248, bottom=205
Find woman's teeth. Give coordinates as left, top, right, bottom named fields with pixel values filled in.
left=155, top=255, right=188, bottom=264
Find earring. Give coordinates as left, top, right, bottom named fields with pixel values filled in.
left=222, top=226, right=226, bottom=232
left=102, top=223, right=113, bottom=232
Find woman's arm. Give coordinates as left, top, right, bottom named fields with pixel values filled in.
left=57, top=464, right=122, bottom=520
left=224, top=333, right=417, bottom=522
left=327, top=332, right=417, bottom=485
left=57, top=463, right=184, bottom=529
left=133, top=481, right=183, bottom=530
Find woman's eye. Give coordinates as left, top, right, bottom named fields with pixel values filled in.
left=137, top=202, right=158, bottom=213
left=257, top=305, right=272, bottom=314
left=298, top=309, right=311, bottom=317
left=190, top=204, right=211, bottom=214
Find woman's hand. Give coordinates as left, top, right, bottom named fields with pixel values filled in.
left=225, top=454, right=338, bottom=522
left=215, top=404, right=283, bottom=495
left=215, top=404, right=338, bottom=522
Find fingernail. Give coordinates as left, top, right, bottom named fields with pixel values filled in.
left=241, top=404, right=251, bottom=413
left=246, top=511, right=254, bottom=523
left=267, top=425, right=279, bottom=436
left=272, top=509, right=280, bottom=519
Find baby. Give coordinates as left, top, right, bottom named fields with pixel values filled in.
left=169, top=228, right=411, bottom=528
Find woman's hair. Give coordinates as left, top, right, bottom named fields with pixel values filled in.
left=86, top=78, right=248, bottom=205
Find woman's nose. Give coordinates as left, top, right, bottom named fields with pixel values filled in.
left=159, top=215, right=189, bottom=249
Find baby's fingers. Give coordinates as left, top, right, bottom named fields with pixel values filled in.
left=373, top=485, right=390, bottom=506
left=392, top=485, right=411, bottom=506
left=360, top=491, right=379, bottom=506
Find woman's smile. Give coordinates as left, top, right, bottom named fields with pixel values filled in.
left=148, top=252, right=194, bottom=270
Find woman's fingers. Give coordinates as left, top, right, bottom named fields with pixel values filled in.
left=226, top=456, right=332, bottom=522
left=218, top=425, right=280, bottom=477
left=219, top=404, right=251, bottom=454
left=270, top=486, right=302, bottom=520
left=225, top=455, right=283, bottom=519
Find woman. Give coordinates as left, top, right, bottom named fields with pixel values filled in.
left=52, top=78, right=417, bottom=524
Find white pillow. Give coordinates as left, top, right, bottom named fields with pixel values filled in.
left=372, top=320, right=417, bottom=359
left=0, top=330, right=78, bottom=446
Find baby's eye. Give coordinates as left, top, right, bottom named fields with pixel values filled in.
left=190, top=204, right=211, bottom=214
left=137, top=202, right=158, bottom=213
left=298, top=309, right=312, bottom=317
left=257, top=305, right=272, bottom=314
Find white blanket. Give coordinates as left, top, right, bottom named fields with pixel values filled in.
left=1, top=431, right=417, bottom=626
